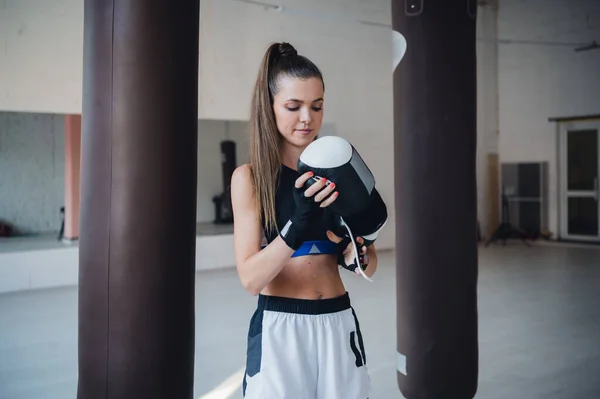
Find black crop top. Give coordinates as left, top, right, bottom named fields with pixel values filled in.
left=262, top=164, right=337, bottom=244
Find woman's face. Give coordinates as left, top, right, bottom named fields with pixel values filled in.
left=272, top=75, right=324, bottom=149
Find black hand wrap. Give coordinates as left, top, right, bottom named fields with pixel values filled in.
left=279, top=185, right=321, bottom=250
left=335, top=236, right=367, bottom=273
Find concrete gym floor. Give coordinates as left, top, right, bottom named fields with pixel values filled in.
left=1, top=243, right=599, bottom=399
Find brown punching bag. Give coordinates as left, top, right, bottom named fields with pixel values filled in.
left=393, top=0, right=479, bottom=398
left=78, top=0, right=199, bottom=398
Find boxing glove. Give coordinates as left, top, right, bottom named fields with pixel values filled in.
left=298, top=136, right=388, bottom=281
left=299, top=136, right=375, bottom=217
left=299, top=136, right=387, bottom=245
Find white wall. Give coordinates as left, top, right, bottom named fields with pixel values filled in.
left=0, top=112, right=65, bottom=234
left=0, top=234, right=239, bottom=294
left=0, top=0, right=396, bottom=249
left=0, top=0, right=83, bottom=114
left=497, top=0, right=600, bottom=237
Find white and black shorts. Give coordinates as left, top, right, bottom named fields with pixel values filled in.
left=242, top=292, right=371, bottom=399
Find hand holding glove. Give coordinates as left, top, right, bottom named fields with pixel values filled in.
left=326, top=230, right=369, bottom=274
left=279, top=171, right=338, bottom=250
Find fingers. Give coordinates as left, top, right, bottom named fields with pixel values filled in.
left=318, top=183, right=339, bottom=207
left=347, top=237, right=366, bottom=252
left=334, top=235, right=368, bottom=275
left=295, top=172, right=339, bottom=206
left=344, top=244, right=367, bottom=257
left=353, top=251, right=369, bottom=274
left=343, top=237, right=367, bottom=256
left=314, top=180, right=336, bottom=202
left=296, top=174, right=327, bottom=197
left=294, top=171, right=315, bottom=189
left=358, top=237, right=367, bottom=254
left=358, top=239, right=369, bottom=272
left=305, top=177, right=332, bottom=198
left=354, top=253, right=369, bottom=274
left=326, top=230, right=342, bottom=244
left=319, top=194, right=337, bottom=208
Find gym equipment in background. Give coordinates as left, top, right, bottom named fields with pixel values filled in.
left=57, top=206, right=65, bottom=241
left=486, top=161, right=548, bottom=245
left=212, top=139, right=236, bottom=224
left=484, top=192, right=532, bottom=247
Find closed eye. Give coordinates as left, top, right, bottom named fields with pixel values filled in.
left=286, top=106, right=323, bottom=112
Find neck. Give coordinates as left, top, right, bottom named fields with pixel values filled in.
left=280, top=141, right=306, bottom=171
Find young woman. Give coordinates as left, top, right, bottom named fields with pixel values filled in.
left=231, top=42, right=379, bottom=399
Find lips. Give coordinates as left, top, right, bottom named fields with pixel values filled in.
left=296, top=129, right=313, bottom=134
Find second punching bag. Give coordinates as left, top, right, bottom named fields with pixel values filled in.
left=393, top=1, right=479, bottom=398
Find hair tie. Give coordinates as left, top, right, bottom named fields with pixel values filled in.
left=278, top=42, right=297, bottom=58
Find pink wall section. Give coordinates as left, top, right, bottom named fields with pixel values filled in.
left=64, top=114, right=81, bottom=240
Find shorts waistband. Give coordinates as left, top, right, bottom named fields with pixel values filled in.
left=257, top=292, right=351, bottom=315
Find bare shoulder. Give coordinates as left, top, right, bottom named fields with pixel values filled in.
left=231, top=163, right=256, bottom=211
left=232, top=163, right=253, bottom=182
left=231, top=163, right=254, bottom=196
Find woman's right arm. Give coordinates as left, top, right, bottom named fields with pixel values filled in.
left=230, top=164, right=295, bottom=295
left=231, top=164, right=337, bottom=295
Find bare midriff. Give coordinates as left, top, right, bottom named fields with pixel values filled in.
left=260, top=254, right=347, bottom=300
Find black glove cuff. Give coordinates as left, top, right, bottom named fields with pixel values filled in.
left=279, top=184, right=323, bottom=250
left=279, top=217, right=307, bottom=250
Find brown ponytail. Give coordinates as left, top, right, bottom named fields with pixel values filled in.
left=249, top=42, right=324, bottom=234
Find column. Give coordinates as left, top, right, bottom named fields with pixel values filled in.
left=77, top=0, right=200, bottom=398
left=64, top=114, right=81, bottom=240
left=476, top=0, right=501, bottom=239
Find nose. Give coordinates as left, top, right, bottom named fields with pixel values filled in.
left=299, top=106, right=312, bottom=125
